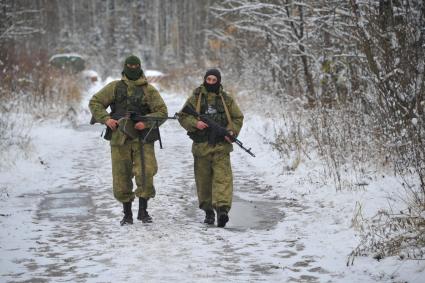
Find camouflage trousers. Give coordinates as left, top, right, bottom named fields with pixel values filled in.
left=111, top=141, right=157, bottom=203
left=194, top=151, right=233, bottom=212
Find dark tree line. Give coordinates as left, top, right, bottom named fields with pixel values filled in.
left=0, top=0, right=218, bottom=75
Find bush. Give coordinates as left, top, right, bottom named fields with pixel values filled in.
left=0, top=50, right=82, bottom=168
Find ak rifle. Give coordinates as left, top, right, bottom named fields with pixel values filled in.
left=90, top=111, right=177, bottom=149
left=180, top=104, right=255, bottom=157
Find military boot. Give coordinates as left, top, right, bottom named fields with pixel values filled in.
left=217, top=208, right=229, bottom=228
left=204, top=210, right=215, bottom=225
left=137, top=197, right=152, bottom=223
left=120, top=202, right=133, bottom=226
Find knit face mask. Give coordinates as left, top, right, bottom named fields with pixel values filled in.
left=123, top=65, right=143, bottom=81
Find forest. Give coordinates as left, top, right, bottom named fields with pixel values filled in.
left=1, top=0, right=424, bottom=273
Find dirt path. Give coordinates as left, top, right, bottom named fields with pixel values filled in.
left=2, top=102, right=336, bottom=283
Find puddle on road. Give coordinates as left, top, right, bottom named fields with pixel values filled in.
left=36, top=189, right=94, bottom=222
left=227, top=197, right=283, bottom=230
left=186, top=196, right=284, bottom=231
left=228, top=197, right=283, bottom=231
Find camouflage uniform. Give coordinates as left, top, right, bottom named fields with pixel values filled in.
left=178, top=84, right=244, bottom=218
left=89, top=75, right=168, bottom=204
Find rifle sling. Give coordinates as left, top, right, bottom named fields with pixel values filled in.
left=219, top=94, right=233, bottom=131
left=196, top=91, right=203, bottom=114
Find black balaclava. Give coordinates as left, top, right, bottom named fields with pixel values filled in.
left=123, top=55, right=143, bottom=81
left=203, top=68, right=221, bottom=94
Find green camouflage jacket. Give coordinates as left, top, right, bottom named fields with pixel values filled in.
left=178, top=85, right=244, bottom=156
left=89, top=76, right=168, bottom=146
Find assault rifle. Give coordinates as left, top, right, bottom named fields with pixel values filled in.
left=90, top=112, right=177, bottom=148
left=180, top=104, right=256, bottom=157
left=114, top=111, right=177, bottom=148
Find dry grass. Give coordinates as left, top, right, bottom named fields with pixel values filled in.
left=348, top=207, right=425, bottom=265
left=0, top=52, right=82, bottom=167
left=267, top=97, right=425, bottom=262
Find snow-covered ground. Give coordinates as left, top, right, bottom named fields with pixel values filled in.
left=0, top=79, right=424, bottom=283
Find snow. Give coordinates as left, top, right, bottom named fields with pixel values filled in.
left=82, top=69, right=99, bottom=78
left=145, top=70, right=165, bottom=77
left=412, top=118, right=418, bottom=126
left=0, top=79, right=424, bottom=282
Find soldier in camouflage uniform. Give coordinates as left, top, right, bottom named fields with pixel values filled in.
left=89, top=55, right=168, bottom=225
left=178, top=69, right=244, bottom=228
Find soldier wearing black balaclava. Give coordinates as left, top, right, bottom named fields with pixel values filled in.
left=89, top=55, right=168, bottom=226
left=203, top=68, right=221, bottom=94
left=178, top=69, right=244, bottom=228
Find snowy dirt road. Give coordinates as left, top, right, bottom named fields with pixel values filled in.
left=0, top=92, right=337, bottom=283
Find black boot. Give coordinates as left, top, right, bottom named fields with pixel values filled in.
left=137, top=198, right=152, bottom=223
left=204, top=210, right=215, bottom=225
left=217, top=208, right=229, bottom=228
left=120, top=202, right=133, bottom=226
